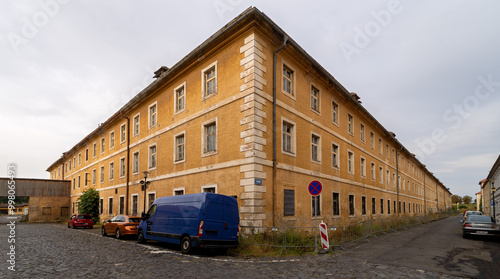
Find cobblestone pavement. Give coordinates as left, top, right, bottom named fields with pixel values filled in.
left=0, top=220, right=479, bottom=278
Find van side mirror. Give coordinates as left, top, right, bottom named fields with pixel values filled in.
left=141, top=212, right=149, bottom=220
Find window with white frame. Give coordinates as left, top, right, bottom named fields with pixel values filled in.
left=109, top=162, right=114, bottom=181
left=131, top=194, right=138, bottom=215
left=101, top=137, right=105, bottom=153
left=379, top=138, right=383, bottom=154
left=332, top=143, right=339, bottom=168
left=78, top=175, right=81, bottom=189
left=174, top=188, right=185, bottom=196
left=72, top=178, right=75, bottom=190
left=312, top=195, right=321, bottom=216
left=149, top=102, right=157, bottom=128
left=73, top=157, right=75, bottom=169
left=387, top=170, right=390, bottom=186
left=386, top=144, right=389, bottom=159
left=110, top=131, right=115, bottom=149
left=120, top=124, right=126, bottom=143
left=108, top=197, right=113, bottom=215
left=93, top=143, right=96, bottom=158
left=311, top=133, right=321, bottom=162
left=332, top=101, right=338, bottom=125
left=372, top=197, right=376, bottom=215
left=332, top=192, right=340, bottom=216
left=133, top=114, right=140, bottom=136
left=348, top=114, right=353, bottom=135
left=311, top=86, right=320, bottom=112
left=349, top=195, right=355, bottom=215
left=362, top=196, right=366, bottom=215
left=203, top=63, right=217, bottom=98
left=360, top=124, right=365, bottom=142
left=119, top=157, right=126, bottom=177
left=78, top=153, right=81, bottom=165
left=371, top=162, right=375, bottom=180
left=393, top=173, right=396, bottom=188
left=175, top=83, right=186, bottom=113
left=92, top=169, right=96, bottom=185
left=132, top=151, right=139, bottom=174
left=100, top=198, right=103, bottom=215
left=380, top=198, right=384, bottom=214
left=119, top=196, right=125, bottom=215
left=348, top=151, right=354, bottom=174
left=370, top=132, right=374, bottom=149
left=379, top=166, right=383, bottom=183
left=69, top=160, right=71, bottom=171
left=84, top=172, right=88, bottom=187
left=282, top=119, right=296, bottom=155
left=175, top=132, right=185, bottom=163
left=100, top=166, right=104, bottom=183
left=202, top=185, right=217, bottom=193
left=147, top=192, right=156, bottom=209
left=282, top=64, right=294, bottom=96
left=360, top=157, right=366, bottom=177
left=149, top=144, right=157, bottom=169
left=203, top=120, right=217, bottom=155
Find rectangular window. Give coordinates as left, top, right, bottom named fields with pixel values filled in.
left=311, top=134, right=320, bottom=162
left=348, top=114, right=353, bottom=135
left=92, top=169, right=96, bottom=185
left=379, top=139, right=383, bottom=155
left=284, top=189, right=295, bottom=216
left=203, top=122, right=217, bottom=154
left=379, top=166, right=384, bottom=183
left=174, top=189, right=185, bottom=196
left=282, top=65, right=294, bottom=96
left=132, top=195, right=138, bottom=215
left=100, top=198, right=103, bottom=215
left=332, top=192, right=339, bottom=216
left=109, top=162, right=114, bottom=180
left=78, top=153, right=81, bottom=165
left=85, top=148, right=89, bottom=161
left=380, top=198, right=384, bottom=214
left=332, top=143, right=339, bottom=168
left=387, top=170, right=390, bottom=186
left=132, top=152, right=139, bottom=174
left=371, top=162, right=375, bottom=180
left=388, top=200, right=391, bottom=214
left=332, top=101, right=338, bottom=124
left=149, top=103, right=157, bottom=127
left=120, top=124, right=126, bottom=143
left=93, top=143, right=96, bottom=158
left=312, top=196, right=321, bottom=216
left=100, top=166, right=104, bottom=183
left=372, top=197, right=376, bottom=215
left=395, top=201, right=397, bottom=214
left=362, top=196, right=366, bottom=215
left=282, top=121, right=295, bottom=154
left=133, top=114, right=140, bottom=136
left=69, top=160, right=72, bottom=171
left=110, top=132, right=115, bottom=149
left=393, top=173, right=396, bottom=188
left=311, top=86, right=320, bottom=112
left=175, top=133, right=185, bottom=162
left=175, top=83, right=186, bottom=113
left=119, top=157, right=125, bottom=177
left=360, top=124, right=365, bottom=142
left=386, top=144, right=389, bottom=159
left=148, top=193, right=156, bottom=209
left=370, top=132, right=374, bottom=149
left=119, top=196, right=125, bottom=215
left=84, top=173, right=88, bottom=187
left=149, top=145, right=157, bottom=169
left=78, top=176, right=81, bottom=189
left=203, top=64, right=217, bottom=97
left=108, top=197, right=113, bottom=215
left=349, top=195, right=355, bottom=215
left=348, top=151, right=354, bottom=174
left=101, top=138, right=105, bottom=153
left=72, top=178, right=75, bottom=190
left=360, top=157, right=366, bottom=177
left=202, top=186, right=216, bottom=193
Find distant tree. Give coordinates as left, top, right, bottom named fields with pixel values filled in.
left=451, top=195, right=462, bottom=204
left=462, top=195, right=472, bottom=204
left=77, top=188, right=100, bottom=223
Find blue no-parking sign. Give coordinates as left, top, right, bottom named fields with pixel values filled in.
left=308, top=180, right=322, bottom=196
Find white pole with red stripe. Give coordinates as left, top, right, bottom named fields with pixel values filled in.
left=319, top=222, right=329, bottom=252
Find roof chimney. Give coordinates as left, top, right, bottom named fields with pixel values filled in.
left=153, top=66, right=169, bottom=79
left=350, top=92, right=362, bottom=104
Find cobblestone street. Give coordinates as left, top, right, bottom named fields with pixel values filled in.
left=1, top=217, right=486, bottom=278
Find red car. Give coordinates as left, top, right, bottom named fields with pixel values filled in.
left=68, top=214, right=94, bottom=229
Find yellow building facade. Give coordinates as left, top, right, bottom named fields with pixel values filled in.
left=47, top=7, right=452, bottom=227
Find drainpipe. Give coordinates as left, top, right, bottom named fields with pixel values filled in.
left=272, top=35, right=288, bottom=227
left=121, top=111, right=131, bottom=215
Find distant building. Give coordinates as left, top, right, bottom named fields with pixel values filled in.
left=46, top=7, right=452, bottom=227
left=480, top=155, right=500, bottom=220
left=475, top=191, right=482, bottom=212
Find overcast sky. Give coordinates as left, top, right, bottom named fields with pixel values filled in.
left=1, top=0, right=499, bottom=198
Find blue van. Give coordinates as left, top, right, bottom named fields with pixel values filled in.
left=137, top=193, right=239, bottom=254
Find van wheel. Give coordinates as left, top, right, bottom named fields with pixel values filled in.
left=102, top=226, right=107, bottom=236
left=137, top=229, right=146, bottom=244
left=181, top=236, right=192, bottom=254
left=116, top=229, right=121, bottom=239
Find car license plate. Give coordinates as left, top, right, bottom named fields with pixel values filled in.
left=476, top=231, right=488, bottom=234
left=83, top=223, right=88, bottom=225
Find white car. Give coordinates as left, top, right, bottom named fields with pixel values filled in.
left=462, top=211, right=483, bottom=222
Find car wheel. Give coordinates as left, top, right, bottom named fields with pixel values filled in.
left=90, top=226, right=93, bottom=229
left=137, top=229, right=146, bottom=244
left=68, top=223, right=70, bottom=228
left=181, top=236, right=192, bottom=254
left=102, top=226, right=107, bottom=236
left=116, top=229, right=121, bottom=239
left=72, top=224, right=76, bottom=229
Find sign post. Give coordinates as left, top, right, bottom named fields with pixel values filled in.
left=308, top=180, right=322, bottom=253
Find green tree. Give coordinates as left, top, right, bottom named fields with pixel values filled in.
left=77, top=188, right=100, bottom=223
left=462, top=195, right=472, bottom=204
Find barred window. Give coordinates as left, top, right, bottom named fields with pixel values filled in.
left=284, top=189, right=295, bottom=216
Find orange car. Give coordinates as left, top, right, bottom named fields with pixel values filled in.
left=102, top=215, right=141, bottom=239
